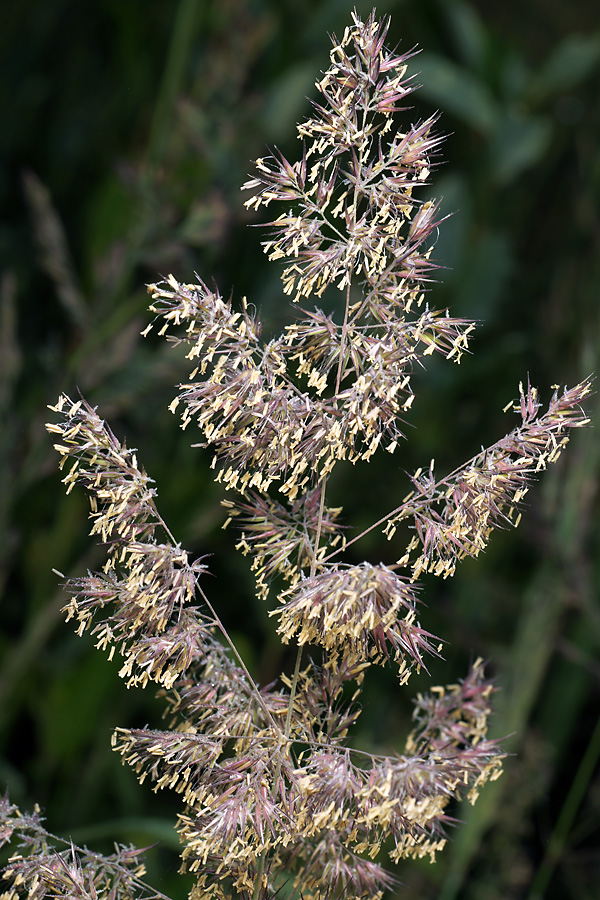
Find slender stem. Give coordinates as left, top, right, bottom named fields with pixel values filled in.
left=281, top=476, right=327, bottom=745
left=253, top=856, right=266, bottom=900
left=153, top=502, right=289, bottom=734
left=282, top=260, right=350, bottom=728
left=284, top=644, right=304, bottom=740
left=278, top=274, right=350, bottom=760
left=197, top=582, right=281, bottom=734
left=153, top=490, right=279, bottom=735
left=146, top=0, right=199, bottom=171
left=150, top=500, right=179, bottom=546
left=334, top=281, right=353, bottom=395
left=321, top=408, right=560, bottom=566
left=279, top=209, right=357, bottom=750
left=311, top=476, right=328, bottom=572
left=322, top=504, right=399, bottom=564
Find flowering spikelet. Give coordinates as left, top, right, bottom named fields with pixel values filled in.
left=147, top=275, right=471, bottom=499
left=146, top=10, right=475, bottom=502
left=273, top=563, right=441, bottom=678
left=46, top=393, right=211, bottom=688
left=385, top=377, right=593, bottom=578
left=242, top=17, right=442, bottom=302
left=222, top=486, right=343, bottom=597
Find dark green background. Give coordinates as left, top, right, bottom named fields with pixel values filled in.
left=1, top=1, right=599, bottom=898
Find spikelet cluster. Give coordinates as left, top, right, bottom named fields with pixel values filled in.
left=2, top=9, right=589, bottom=900
left=0, top=794, right=164, bottom=900
left=386, top=378, right=592, bottom=578
left=46, top=393, right=211, bottom=690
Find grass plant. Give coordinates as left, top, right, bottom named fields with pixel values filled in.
left=1, top=9, right=592, bottom=900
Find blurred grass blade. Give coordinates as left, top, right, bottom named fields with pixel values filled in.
left=22, top=170, right=88, bottom=329
left=530, top=33, right=600, bottom=101
left=443, top=0, right=487, bottom=70
left=113, top=0, right=200, bottom=303
left=416, top=52, right=498, bottom=134
left=437, top=569, right=566, bottom=900
left=438, top=384, right=598, bottom=899
left=527, top=712, right=600, bottom=900
left=0, top=272, right=21, bottom=598
left=489, top=111, right=552, bottom=184
left=0, top=271, right=20, bottom=413
left=146, top=0, right=200, bottom=170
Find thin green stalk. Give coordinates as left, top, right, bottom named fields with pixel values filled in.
left=270, top=470, right=331, bottom=895
left=145, top=0, right=199, bottom=171
left=526, top=711, right=600, bottom=900
left=253, top=855, right=266, bottom=900
left=282, top=277, right=351, bottom=739
left=65, top=0, right=201, bottom=380
left=334, top=282, right=353, bottom=395
left=284, top=644, right=305, bottom=741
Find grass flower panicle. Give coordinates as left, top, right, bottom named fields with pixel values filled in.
left=383, top=377, right=592, bottom=578
left=3, top=9, right=591, bottom=900
left=272, top=563, right=441, bottom=677
left=0, top=794, right=168, bottom=900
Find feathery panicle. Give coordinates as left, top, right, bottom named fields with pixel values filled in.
left=384, top=377, right=593, bottom=578
left=243, top=11, right=442, bottom=303
left=10, top=9, right=589, bottom=900
left=46, top=393, right=211, bottom=688
left=145, top=11, right=476, bottom=505
left=222, top=487, right=343, bottom=598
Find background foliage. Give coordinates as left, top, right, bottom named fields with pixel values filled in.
left=1, top=0, right=599, bottom=897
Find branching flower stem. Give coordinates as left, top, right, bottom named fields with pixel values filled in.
left=321, top=379, right=592, bottom=567
left=321, top=506, right=399, bottom=565
left=283, top=278, right=352, bottom=745
left=149, top=499, right=179, bottom=546
left=196, top=580, right=280, bottom=734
